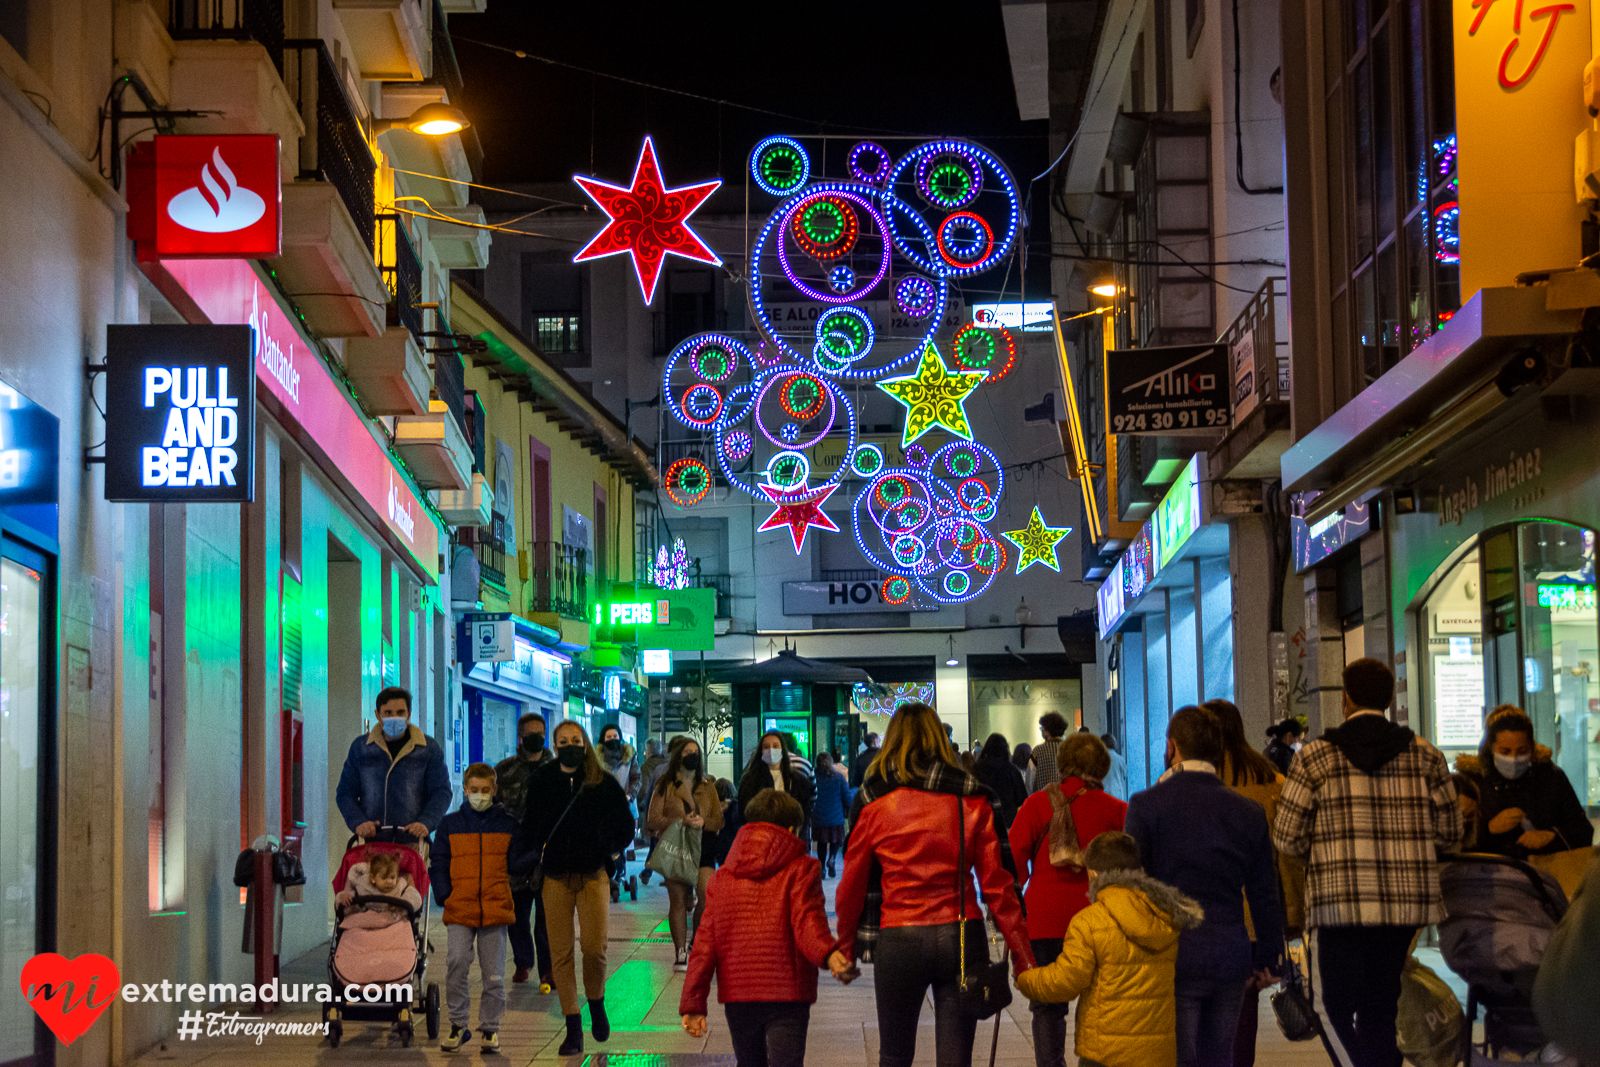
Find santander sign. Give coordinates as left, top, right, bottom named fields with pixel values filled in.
left=128, top=135, right=282, bottom=259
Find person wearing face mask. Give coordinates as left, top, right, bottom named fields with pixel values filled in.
left=429, top=763, right=536, bottom=1053
left=738, top=732, right=815, bottom=842
left=495, top=713, right=553, bottom=987
left=596, top=724, right=643, bottom=902
left=336, top=686, right=452, bottom=844
left=522, top=721, right=636, bottom=1057
left=646, top=738, right=725, bottom=969
left=1456, top=705, right=1593, bottom=859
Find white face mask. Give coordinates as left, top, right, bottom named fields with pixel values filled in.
left=467, top=793, right=493, bottom=811
left=763, top=748, right=783, bottom=766
left=1493, top=753, right=1531, bottom=780
left=1291, top=741, right=1303, bottom=752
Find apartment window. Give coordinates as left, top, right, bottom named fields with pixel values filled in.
left=536, top=314, right=582, bottom=353
left=1325, top=0, right=1459, bottom=403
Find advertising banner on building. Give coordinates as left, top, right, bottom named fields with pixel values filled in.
left=103, top=325, right=256, bottom=502
left=127, top=135, right=282, bottom=259
left=782, top=578, right=940, bottom=614
left=1105, top=344, right=1230, bottom=436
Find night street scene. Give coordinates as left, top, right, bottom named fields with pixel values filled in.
left=4, top=1, right=1600, bottom=1066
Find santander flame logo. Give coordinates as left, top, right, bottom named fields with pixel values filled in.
left=166, top=147, right=267, bottom=234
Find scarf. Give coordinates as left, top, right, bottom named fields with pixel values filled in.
left=1046, top=781, right=1096, bottom=871
left=845, top=761, right=1008, bottom=959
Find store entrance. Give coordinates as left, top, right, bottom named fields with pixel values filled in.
left=1, top=539, right=51, bottom=1067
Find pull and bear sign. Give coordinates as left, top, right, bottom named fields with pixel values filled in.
left=104, top=325, right=256, bottom=502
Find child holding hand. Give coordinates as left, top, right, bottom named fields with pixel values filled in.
left=679, top=788, right=841, bottom=1066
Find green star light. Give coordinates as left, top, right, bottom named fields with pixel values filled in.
left=876, top=343, right=987, bottom=447
left=1003, top=507, right=1072, bottom=573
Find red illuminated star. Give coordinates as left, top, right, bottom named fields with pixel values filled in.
left=572, top=137, right=722, bottom=304
left=759, top=482, right=841, bottom=554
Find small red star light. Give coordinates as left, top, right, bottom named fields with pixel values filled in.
left=759, top=482, right=841, bottom=553
left=572, top=137, right=722, bottom=305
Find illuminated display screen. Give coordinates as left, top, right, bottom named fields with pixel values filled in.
left=1536, top=584, right=1596, bottom=610
left=595, top=601, right=656, bottom=626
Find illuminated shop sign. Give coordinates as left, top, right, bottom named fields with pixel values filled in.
left=641, top=649, right=673, bottom=675
left=970, top=302, right=1054, bottom=332
left=1154, top=454, right=1203, bottom=568
left=127, top=135, right=282, bottom=259
left=1291, top=497, right=1374, bottom=573
left=1096, top=555, right=1126, bottom=640
left=103, top=325, right=256, bottom=502
left=1535, top=583, right=1595, bottom=610
left=591, top=586, right=716, bottom=651
left=0, top=380, right=60, bottom=540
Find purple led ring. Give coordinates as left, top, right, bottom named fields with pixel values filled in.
left=895, top=275, right=938, bottom=318
left=775, top=188, right=890, bottom=304
left=849, top=141, right=891, bottom=184
left=916, top=148, right=983, bottom=209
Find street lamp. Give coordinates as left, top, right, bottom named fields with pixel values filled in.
left=377, top=103, right=471, bottom=137
left=1086, top=261, right=1119, bottom=298
left=945, top=635, right=959, bottom=667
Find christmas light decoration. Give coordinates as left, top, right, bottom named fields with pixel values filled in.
left=652, top=538, right=690, bottom=589
left=573, top=137, right=722, bottom=305
left=850, top=443, right=884, bottom=477
left=895, top=275, right=938, bottom=318
left=952, top=322, right=1017, bottom=383
left=848, top=141, right=890, bottom=183
left=751, top=136, right=809, bottom=196
left=877, top=344, right=986, bottom=447
left=759, top=481, right=840, bottom=553
left=665, top=457, right=712, bottom=508
left=1003, top=507, right=1072, bottom=573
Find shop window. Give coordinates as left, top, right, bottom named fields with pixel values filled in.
left=1420, top=547, right=1484, bottom=751
left=1, top=544, right=45, bottom=1064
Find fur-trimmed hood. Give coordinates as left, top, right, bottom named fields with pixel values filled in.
left=1087, top=869, right=1205, bottom=952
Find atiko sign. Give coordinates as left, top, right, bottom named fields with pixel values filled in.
left=1105, top=344, right=1230, bottom=436
left=104, top=325, right=256, bottom=502
left=127, top=135, right=282, bottom=259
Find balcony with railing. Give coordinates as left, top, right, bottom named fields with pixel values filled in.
left=168, top=0, right=285, bottom=71
left=692, top=572, right=734, bottom=619
left=527, top=542, right=590, bottom=622
left=1208, top=277, right=1292, bottom=483
left=377, top=213, right=424, bottom=340
left=343, top=212, right=430, bottom=414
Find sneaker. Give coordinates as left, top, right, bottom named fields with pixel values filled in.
left=640, top=869, right=652, bottom=885
left=538, top=973, right=554, bottom=994
left=673, top=946, right=689, bottom=972
left=512, top=966, right=531, bottom=984
left=440, top=1024, right=469, bottom=1051
left=480, top=1030, right=499, bottom=1053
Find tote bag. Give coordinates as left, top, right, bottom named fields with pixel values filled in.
left=646, top=820, right=702, bottom=886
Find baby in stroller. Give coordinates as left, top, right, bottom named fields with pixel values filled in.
left=337, top=850, right=422, bottom=925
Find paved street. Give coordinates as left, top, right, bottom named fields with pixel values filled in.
left=125, top=858, right=1367, bottom=1066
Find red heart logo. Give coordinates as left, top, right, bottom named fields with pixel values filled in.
left=19, top=953, right=120, bottom=1045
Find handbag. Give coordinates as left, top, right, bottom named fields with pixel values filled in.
left=955, top=794, right=1013, bottom=1021
left=1270, top=954, right=1320, bottom=1042
left=645, top=786, right=703, bottom=886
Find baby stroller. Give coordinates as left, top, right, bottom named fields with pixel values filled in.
left=324, top=831, right=440, bottom=1048
left=1438, top=852, right=1569, bottom=1063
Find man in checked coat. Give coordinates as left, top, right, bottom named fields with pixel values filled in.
left=1273, top=658, right=1462, bottom=1067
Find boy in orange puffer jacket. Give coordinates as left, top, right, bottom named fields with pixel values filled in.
left=679, top=788, right=841, bottom=1066
left=430, top=763, right=534, bottom=1053
left=1017, top=832, right=1205, bottom=1067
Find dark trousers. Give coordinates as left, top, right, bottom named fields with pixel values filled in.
left=509, top=885, right=551, bottom=976
left=1175, top=974, right=1250, bottom=1067
left=1027, top=937, right=1069, bottom=1067
left=874, top=922, right=985, bottom=1067
left=724, top=1001, right=810, bottom=1067
left=1233, top=985, right=1261, bottom=1067
left=1310, top=925, right=1416, bottom=1067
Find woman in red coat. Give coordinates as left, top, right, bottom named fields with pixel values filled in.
left=834, top=702, right=1033, bottom=1067
left=1008, top=733, right=1127, bottom=1067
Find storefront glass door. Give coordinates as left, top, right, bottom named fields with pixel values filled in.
left=1, top=544, right=45, bottom=1065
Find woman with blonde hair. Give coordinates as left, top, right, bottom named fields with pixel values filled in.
left=523, top=720, right=635, bottom=1057
left=1008, top=732, right=1127, bottom=1067
left=834, top=702, right=1034, bottom=1067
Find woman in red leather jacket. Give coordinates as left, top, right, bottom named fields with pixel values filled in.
left=833, top=702, right=1034, bottom=1067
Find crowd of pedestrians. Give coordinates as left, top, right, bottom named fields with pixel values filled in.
left=330, top=667, right=1600, bottom=1067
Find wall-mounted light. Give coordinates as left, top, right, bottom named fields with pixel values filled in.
left=1016, top=597, right=1034, bottom=649
left=1086, top=261, right=1119, bottom=298
left=945, top=635, right=959, bottom=667
left=377, top=103, right=472, bottom=137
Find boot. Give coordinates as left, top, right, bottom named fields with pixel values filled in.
left=558, top=1014, right=583, bottom=1056
left=589, top=998, right=611, bottom=1041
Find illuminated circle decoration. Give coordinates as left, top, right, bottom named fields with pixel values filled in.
left=665, top=458, right=712, bottom=507
left=779, top=422, right=801, bottom=443
left=903, top=444, right=929, bottom=467
left=765, top=450, right=811, bottom=490
left=917, top=149, right=983, bottom=209
left=828, top=264, right=856, bottom=293
left=751, top=136, right=809, bottom=196
left=937, top=212, right=993, bottom=268
left=881, top=576, right=911, bottom=605
left=572, top=137, right=722, bottom=305
left=681, top=383, right=724, bottom=426
left=895, top=275, right=938, bottom=319
left=851, top=443, right=884, bottom=477
left=691, top=339, right=736, bottom=381
left=883, top=140, right=1021, bottom=278
left=1434, top=200, right=1460, bottom=265
left=723, top=429, right=753, bottom=462
left=792, top=195, right=859, bottom=260
left=774, top=187, right=891, bottom=303
left=944, top=571, right=971, bottom=597
left=779, top=373, right=827, bottom=420
left=952, top=322, right=1018, bottom=383
left=815, top=307, right=874, bottom=363
left=848, top=141, right=891, bottom=184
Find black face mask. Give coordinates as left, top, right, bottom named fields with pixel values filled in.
left=681, top=753, right=702, bottom=773
left=602, top=738, right=622, bottom=752
left=522, top=733, right=545, bottom=754
left=557, top=744, right=585, bottom=769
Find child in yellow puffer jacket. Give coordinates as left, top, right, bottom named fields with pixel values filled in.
left=1016, top=831, right=1205, bottom=1067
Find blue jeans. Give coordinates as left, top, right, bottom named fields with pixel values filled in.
left=724, top=1001, right=810, bottom=1067
left=1175, top=974, right=1249, bottom=1067
left=873, top=922, right=986, bottom=1067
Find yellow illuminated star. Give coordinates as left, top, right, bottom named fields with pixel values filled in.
left=876, top=343, right=987, bottom=447
left=1003, top=507, right=1072, bottom=573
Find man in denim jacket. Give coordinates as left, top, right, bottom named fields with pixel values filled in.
left=336, top=685, right=452, bottom=842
